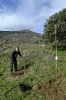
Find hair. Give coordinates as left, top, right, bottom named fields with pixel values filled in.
left=16, top=46, right=19, bottom=49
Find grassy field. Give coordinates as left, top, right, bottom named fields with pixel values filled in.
left=0, top=43, right=66, bottom=100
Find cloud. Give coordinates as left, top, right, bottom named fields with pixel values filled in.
left=0, top=0, right=66, bottom=33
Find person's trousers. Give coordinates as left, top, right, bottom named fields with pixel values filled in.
left=10, top=59, right=17, bottom=73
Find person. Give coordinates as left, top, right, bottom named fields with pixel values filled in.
left=10, top=46, right=22, bottom=74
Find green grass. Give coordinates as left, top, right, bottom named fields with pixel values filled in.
left=0, top=43, right=66, bottom=100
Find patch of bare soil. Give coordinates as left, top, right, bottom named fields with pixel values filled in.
left=5, top=69, right=30, bottom=82
left=35, top=75, right=66, bottom=100
left=11, top=71, right=24, bottom=77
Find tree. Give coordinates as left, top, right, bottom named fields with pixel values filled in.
left=43, top=8, right=66, bottom=46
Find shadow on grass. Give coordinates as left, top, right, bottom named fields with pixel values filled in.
left=20, top=62, right=34, bottom=71
left=0, top=74, right=3, bottom=76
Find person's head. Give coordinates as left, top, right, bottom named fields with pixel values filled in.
left=15, top=46, right=19, bottom=52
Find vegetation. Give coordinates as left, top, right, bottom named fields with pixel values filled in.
left=0, top=40, right=66, bottom=100
left=43, top=8, right=66, bottom=47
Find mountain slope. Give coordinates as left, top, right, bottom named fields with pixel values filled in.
left=0, top=30, right=43, bottom=43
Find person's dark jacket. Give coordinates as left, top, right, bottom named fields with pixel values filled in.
left=10, top=50, right=22, bottom=61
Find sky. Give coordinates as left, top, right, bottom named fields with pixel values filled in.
left=0, top=0, right=66, bottom=33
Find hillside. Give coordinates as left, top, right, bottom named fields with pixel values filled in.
left=0, top=30, right=43, bottom=44
left=0, top=43, right=66, bottom=100
left=0, top=30, right=66, bottom=100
